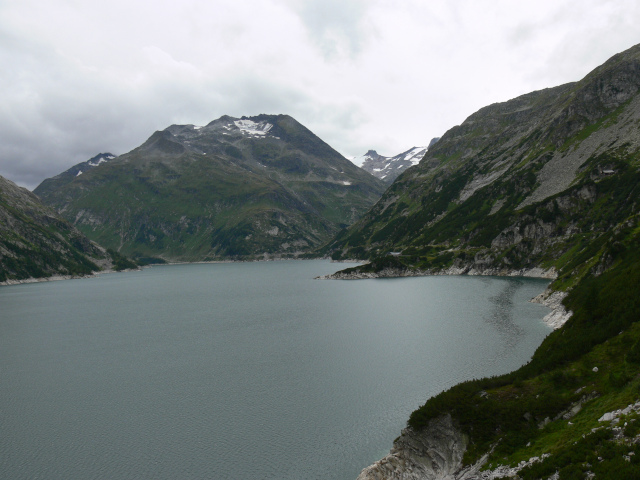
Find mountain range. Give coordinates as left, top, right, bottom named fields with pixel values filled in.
left=34, top=114, right=386, bottom=262
left=4, top=39, right=640, bottom=480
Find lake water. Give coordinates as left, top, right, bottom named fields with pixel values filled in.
left=0, top=260, right=552, bottom=479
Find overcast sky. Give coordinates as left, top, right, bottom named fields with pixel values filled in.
left=1, top=0, right=639, bottom=190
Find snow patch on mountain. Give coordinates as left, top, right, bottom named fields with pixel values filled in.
left=403, top=147, right=428, bottom=165
left=352, top=150, right=380, bottom=166
left=234, top=119, right=273, bottom=136
left=77, top=153, right=116, bottom=173
left=87, top=156, right=112, bottom=167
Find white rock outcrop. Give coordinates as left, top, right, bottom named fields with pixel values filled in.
left=356, top=415, right=467, bottom=480
left=531, top=290, right=573, bottom=329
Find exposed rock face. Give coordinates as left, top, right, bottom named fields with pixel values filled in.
left=356, top=415, right=468, bottom=480
left=531, top=290, right=572, bottom=329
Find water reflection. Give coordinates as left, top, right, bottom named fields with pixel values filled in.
left=485, top=278, right=526, bottom=354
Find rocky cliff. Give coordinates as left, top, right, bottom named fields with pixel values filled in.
left=356, top=416, right=469, bottom=480
left=0, top=174, right=121, bottom=283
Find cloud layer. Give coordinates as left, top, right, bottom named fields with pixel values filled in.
left=1, top=0, right=639, bottom=189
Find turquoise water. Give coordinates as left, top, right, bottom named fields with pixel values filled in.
left=0, top=260, right=552, bottom=479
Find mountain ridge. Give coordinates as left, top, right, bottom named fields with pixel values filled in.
left=339, top=42, right=640, bottom=480
left=324, top=43, right=640, bottom=289
left=35, top=114, right=387, bottom=262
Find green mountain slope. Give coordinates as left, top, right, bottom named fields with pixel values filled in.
left=35, top=114, right=386, bottom=262
left=0, top=175, right=129, bottom=282
left=347, top=44, right=640, bottom=480
left=325, top=44, right=640, bottom=290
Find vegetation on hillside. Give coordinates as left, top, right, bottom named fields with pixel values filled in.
left=34, top=115, right=386, bottom=262
left=322, top=44, right=640, bottom=293
left=0, top=176, right=104, bottom=282
left=322, top=43, right=640, bottom=478
left=408, top=229, right=640, bottom=470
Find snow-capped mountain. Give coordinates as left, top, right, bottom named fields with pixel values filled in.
left=34, top=114, right=386, bottom=261
left=359, top=139, right=439, bottom=183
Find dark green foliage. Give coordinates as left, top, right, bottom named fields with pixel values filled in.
left=522, top=237, right=640, bottom=376
left=0, top=181, right=103, bottom=282
left=407, top=229, right=640, bottom=463
left=106, top=249, right=138, bottom=271
left=338, top=254, right=408, bottom=275
left=134, top=256, right=167, bottom=266
left=518, top=428, right=640, bottom=480
left=624, top=420, right=640, bottom=437
left=224, top=144, right=243, bottom=159
left=626, top=341, right=640, bottom=365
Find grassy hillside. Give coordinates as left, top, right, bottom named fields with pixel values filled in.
left=0, top=175, right=132, bottom=282
left=35, top=115, right=386, bottom=262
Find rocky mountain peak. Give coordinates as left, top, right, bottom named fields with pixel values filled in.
left=34, top=114, right=386, bottom=262
left=360, top=146, right=430, bottom=183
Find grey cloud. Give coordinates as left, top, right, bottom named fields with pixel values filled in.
left=282, top=0, right=372, bottom=59
left=0, top=40, right=361, bottom=189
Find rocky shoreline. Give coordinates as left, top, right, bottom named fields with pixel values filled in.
left=319, top=263, right=572, bottom=330
left=356, top=415, right=469, bottom=480
left=531, top=289, right=572, bottom=330
left=317, top=264, right=559, bottom=280
left=0, top=273, right=97, bottom=287
left=326, top=263, right=575, bottom=479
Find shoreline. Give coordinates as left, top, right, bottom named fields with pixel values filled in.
left=316, top=263, right=559, bottom=280
left=1, top=259, right=572, bottom=329
left=318, top=263, right=572, bottom=330
left=0, top=257, right=354, bottom=288
left=0, top=267, right=142, bottom=288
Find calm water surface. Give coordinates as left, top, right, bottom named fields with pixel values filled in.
left=0, top=260, right=552, bottom=479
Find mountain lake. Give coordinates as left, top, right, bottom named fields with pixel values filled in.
left=0, top=259, right=552, bottom=479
